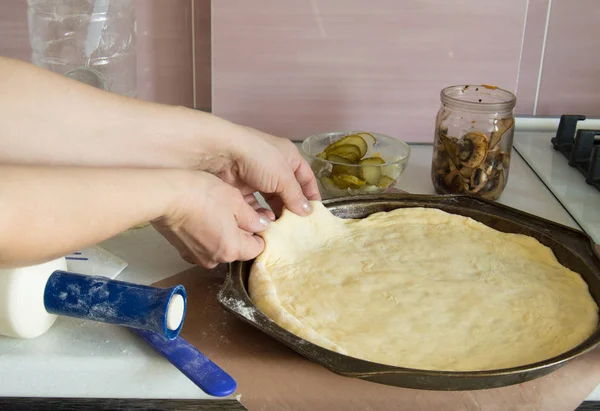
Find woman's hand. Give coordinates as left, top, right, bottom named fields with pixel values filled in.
left=213, top=125, right=322, bottom=218
left=152, top=171, right=269, bottom=268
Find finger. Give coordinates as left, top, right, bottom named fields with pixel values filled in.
left=295, top=157, right=322, bottom=201
left=235, top=199, right=270, bottom=233
left=236, top=232, right=265, bottom=261
left=200, top=260, right=219, bottom=269
left=263, top=194, right=284, bottom=218
left=179, top=251, right=197, bottom=265
left=244, top=193, right=276, bottom=221
left=244, top=193, right=260, bottom=208
left=239, top=185, right=257, bottom=196
left=256, top=207, right=276, bottom=221
left=276, top=170, right=313, bottom=216
left=151, top=223, right=198, bottom=265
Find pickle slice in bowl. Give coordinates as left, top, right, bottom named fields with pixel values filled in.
left=328, top=154, right=360, bottom=177
left=382, top=163, right=402, bottom=180
left=332, top=174, right=367, bottom=189
left=319, top=176, right=339, bottom=192
left=325, top=135, right=368, bottom=158
left=359, top=157, right=385, bottom=185
left=355, top=132, right=378, bottom=145
left=377, top=175, right=396, bottom=188
left=325, top=144, right=362, bottom=163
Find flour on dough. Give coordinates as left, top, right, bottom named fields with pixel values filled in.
left=248, top=201, right=598, bottom=371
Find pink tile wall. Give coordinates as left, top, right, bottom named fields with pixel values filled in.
left=3, top=1, right=598, bottom=120
left=194, top=0, right=212, bottom=110
left=535, top=0, right=600, bottom=116
left=0, top=1, right=197, bottom=107
left=514, top=0, right=550, bottom=115
left=134, top=0, right=194, bottom=106
left=0, top=2, right=30, bottom=61
left=212, top=0, right=528, bottom=142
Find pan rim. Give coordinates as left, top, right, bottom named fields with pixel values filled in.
left=219, top=193, right=600, bottom=389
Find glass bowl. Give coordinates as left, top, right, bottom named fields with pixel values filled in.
left=301, top=131, right=411, bottom=198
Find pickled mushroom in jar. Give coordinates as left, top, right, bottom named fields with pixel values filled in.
left=431, top=126, right=510, bottom=200
left=432, top=85, right=515, bottom=200
left=489, top=118, right=514, bottom=149
left=457, top=132, right=488, bottom=168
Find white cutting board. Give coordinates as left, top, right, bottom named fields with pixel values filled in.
left=66, top=246, right=127, bottom=279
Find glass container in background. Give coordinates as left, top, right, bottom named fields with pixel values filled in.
left=302, top=131, right=411, bottom=199
left=27, top=0, right=137, bottom=97
left=431, top=85, right=516, bottom=201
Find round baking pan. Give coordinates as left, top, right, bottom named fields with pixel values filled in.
left=218, top=193, right=600, bottom=391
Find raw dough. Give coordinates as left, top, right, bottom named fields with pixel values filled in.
left=248, top=202, right=598, bottom=371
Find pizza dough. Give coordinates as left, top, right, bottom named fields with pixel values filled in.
left=248, top=201, right=598, bottom=371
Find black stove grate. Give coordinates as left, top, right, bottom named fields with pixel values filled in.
left=551, top=114, right=600, bottom=192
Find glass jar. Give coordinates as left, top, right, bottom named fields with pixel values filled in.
left=27, top=0, right=137, bottom=97
left=431, top=85, right=516, bottom=201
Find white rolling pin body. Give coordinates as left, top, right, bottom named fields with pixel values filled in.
left=0, top=258, right=68, bottom=339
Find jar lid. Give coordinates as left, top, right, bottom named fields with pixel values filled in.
left=440, top=85, right=516, bottom=113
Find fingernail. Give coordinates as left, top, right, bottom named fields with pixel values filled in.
left=301, top=201, right=313, bottom=214
left=259, top=215, right=270, bottom=227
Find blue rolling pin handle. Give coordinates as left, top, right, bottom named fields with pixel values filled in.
left=43, top=271, right=187, bottom=340
left=131, top=328, right=237, bottom=398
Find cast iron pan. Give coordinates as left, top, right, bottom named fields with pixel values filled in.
left=217, top=194, right=600, bottom=391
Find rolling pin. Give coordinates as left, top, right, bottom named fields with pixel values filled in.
left=131, top=328, right=238, bottom=397
left=0, top=257, right=187, bottom=339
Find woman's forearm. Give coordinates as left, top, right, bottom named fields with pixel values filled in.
left=0, top=57, right=237, bottom=172
left=0, top=165, right=185, bottom=268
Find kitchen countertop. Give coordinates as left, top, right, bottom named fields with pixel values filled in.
left=0, top=142, right=597, bottom=403
left=513, top=131, right=600, bottom=243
